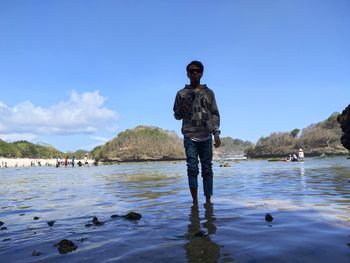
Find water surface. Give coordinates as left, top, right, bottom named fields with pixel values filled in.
left=0, top=157, right=350, bottom=262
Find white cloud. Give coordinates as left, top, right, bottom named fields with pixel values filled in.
left=0, top=90, right=118, bottom=136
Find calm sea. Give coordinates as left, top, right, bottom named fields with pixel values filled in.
left=0, top=157, right=350, bottom=262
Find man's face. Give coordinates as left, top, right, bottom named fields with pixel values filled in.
left=187, top=64, right=203, bottom=84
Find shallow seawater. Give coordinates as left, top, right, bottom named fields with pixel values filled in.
left=0, top=157, right=350, bottom=262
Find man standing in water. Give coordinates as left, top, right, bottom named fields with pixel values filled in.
left=173, top=60, right=221, bottom=206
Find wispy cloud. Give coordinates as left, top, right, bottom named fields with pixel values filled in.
left=0, top=90, right=118, bottom=136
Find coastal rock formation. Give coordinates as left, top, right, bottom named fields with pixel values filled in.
left=337, top=104, right=350, bottom=153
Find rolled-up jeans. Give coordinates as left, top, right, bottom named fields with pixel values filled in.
left=184, top=136, right=213, bottom=196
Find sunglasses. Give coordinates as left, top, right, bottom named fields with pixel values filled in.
left=188, top=69, right=202, bottom=74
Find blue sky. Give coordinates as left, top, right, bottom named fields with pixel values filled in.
left=0, top=0, right=349, bottom=152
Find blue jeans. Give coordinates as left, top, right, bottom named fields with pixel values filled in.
left=184, top=137, right=213, bottom=196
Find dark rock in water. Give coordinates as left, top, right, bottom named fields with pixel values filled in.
left=32, top=250, right=41, bottom=256
left=80, top=237, right=88, bottom=243
left=265, top=213, right=274, bottom=222
left=92, top=216, right=104, bottom=226
left=124, top=212, right=142, bottom=221
left=1, top=227, right=7, bottom=230
left=57, top=239, right=77, bottom=254
left=33, top=216, right=40, bottom=220
left=111, top=214, right=121, bottom=218
left=3, top=238, right=11, bottom=242
left=85, top=223, right=93, bottom=227
left=0, top=221, right=4, bottom=226
left=19, top=213, right=25, bottom=216
left=47, top=220, right=55, bottom=227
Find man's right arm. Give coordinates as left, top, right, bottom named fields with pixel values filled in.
left=173, top=93, right=183, bottom=120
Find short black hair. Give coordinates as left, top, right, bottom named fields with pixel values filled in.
left=186, top=60, right=204, bottom=72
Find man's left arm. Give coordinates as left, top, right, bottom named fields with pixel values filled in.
left=210, top=91, right=221, bottom=148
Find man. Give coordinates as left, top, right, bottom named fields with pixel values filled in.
left=173, top=60, right=221, bottom=206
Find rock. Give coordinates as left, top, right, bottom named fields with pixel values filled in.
left=85, top=223, right=93, bottom=227
left=19, top=213, right=25, bottom=216
left=124, top=212, right=142, bottom=221
left=1, top=227, right=7, bottom=230
left=57, top=239, right=77, bottom=254
left=80, top=237, right=88, bottom=243
left=92, top=216, right=104, bottom=226
left=33, top=216, right=40, bottom=220
left=3, top=238, right=11, bottom=242
left=47, top=220, right=55, bottom=227
left=265, top=213, right=273, bottom=223
left=111, top=214, right=121, bottom=218
left=0, top=221, right=4, bottom=226
left=32, top=250, right=41, bottom=256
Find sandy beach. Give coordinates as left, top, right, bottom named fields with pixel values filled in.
left=0, top=157, right=94, bottom=168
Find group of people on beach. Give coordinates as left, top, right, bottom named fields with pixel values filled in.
left=285, top=149, right=305, bottom=162
left=55, top=154, right=98, bottom=167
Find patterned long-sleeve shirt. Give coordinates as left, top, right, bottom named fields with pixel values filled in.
left=173, top=84, right=220, bottom=140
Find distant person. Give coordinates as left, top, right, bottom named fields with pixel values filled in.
left=71, top=156, right=75, bottom=167
left=84, top=153, right=89, bottom=166
left=292, top=153, right=298, bottom=162
left=93, top=157, right=98, bottom=166
left=173, top=60, right=221, bottom=206
left=298, top=149, right=304, bottom=161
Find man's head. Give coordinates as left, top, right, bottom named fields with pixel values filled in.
left=186, top=60, right=203, bottom=85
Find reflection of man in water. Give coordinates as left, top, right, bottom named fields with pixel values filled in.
left=184, top=204, right=220, bottom=263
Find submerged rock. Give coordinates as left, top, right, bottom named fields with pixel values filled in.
left=0, top=227, right=7, bottom=230
left=0, top=221, right=4, bottom=226
left=92, top=216, right=104, bottom=226
left=86, top=216, right=104, bottom=227
left=47, top=220, right=55, bottom=227
left=265, top=213, right=273, bottom=223
left=32, top=250, right=41, bottom=256
left=124, top=212, right=142, bottom=221
left=56, top=239, right=77, bottom=254
left=111, top=214, right=121, bottom=218
left=33, top=216, right=40, bottom=220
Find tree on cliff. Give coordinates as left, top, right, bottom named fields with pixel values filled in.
left=245, top=113, right=346, bottom=157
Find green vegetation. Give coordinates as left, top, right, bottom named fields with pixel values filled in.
left=245, top=113, right=347, bottom=158
left=0, top=140, right=62, bottom=158
left=1, top=113, right=346, bottom=161
left=214, top=137, right=253, bottom=158
left=90, top=126, right=185, bottom=161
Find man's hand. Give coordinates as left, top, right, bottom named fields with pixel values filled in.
left=214, top=135, right=221, bottom=148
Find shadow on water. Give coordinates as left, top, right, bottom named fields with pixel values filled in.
left=184, top=204, right=234, bottom=263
